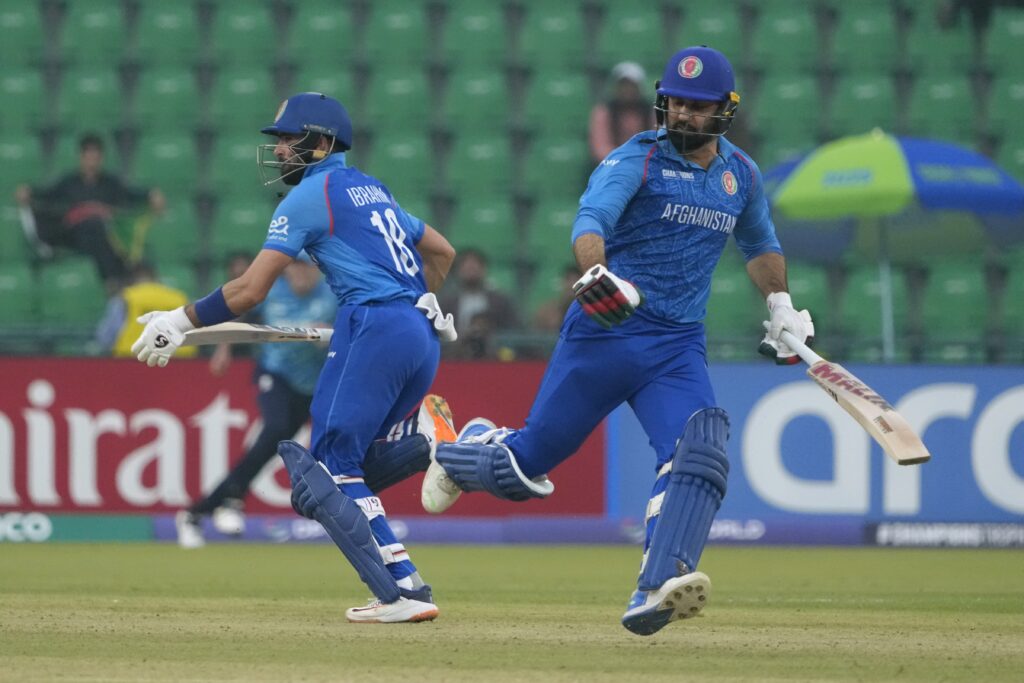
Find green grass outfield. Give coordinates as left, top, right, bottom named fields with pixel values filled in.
left=1, top=544, right=1022, bottom=683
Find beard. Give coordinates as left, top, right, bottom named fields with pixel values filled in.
left=667, top=124, right=715, bottom=155
left=279, top=159, right=305, bottom=186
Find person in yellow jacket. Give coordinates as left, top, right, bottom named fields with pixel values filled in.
left=96, top=262, right=198, bottom=358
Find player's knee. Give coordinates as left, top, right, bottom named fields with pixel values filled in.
left=671, top=408, right=730, bottom=497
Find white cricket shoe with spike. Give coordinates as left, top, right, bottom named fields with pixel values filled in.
left=621, top=572, right=711, bottom=636
left=175, top=510, right=205, bottom=549
left=421, top=417, right=497, bottom=514
left=345, top=596, right=439, bottom=624
left=212, top=498, right=245, bottom=536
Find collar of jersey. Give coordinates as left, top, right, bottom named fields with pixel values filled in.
left=658, top=131, right=731, bottom=171
left=302, top=152, right=347, bottom=180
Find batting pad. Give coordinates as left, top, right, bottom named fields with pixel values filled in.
left=277, top=440, right=401, bottom=604
left=638, top=408, right=730, bottom=592
left=362, top=435, right=431, bottom=492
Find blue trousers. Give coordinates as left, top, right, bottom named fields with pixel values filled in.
left=309, top=302, right=438, bottom=582
left=505, top=303, right=716, bottom=479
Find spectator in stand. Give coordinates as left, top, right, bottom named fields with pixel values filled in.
left=532, top=264, right=581, bottom=333
left=95, top=261, right=197, bottom=359
left=588, top=62, right=657, bottom=165
left=14, top=133, right=165, bottom=292
left=439, top=247, right=519, bottom=340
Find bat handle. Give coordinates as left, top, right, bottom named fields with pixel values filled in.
left=779, top=329, right=824, bottom=366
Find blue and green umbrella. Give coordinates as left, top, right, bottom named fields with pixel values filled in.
left=764, top=130, right=1024, bottom=361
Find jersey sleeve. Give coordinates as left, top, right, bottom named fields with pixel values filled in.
left=571, top=140, right=649, bottom=244
left=391, top=199, right=426, bottom=244
left=262, top=182, right=328, bottom=257
left=733, top=159, right=783, bottom=261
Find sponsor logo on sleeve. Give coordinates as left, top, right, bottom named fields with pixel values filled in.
left=267, top=215, right=289, bottom=241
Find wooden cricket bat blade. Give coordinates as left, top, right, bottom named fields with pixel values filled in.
left=182, top=322, right=333, bottom=346
left=805, top=360, right=931, bottom=465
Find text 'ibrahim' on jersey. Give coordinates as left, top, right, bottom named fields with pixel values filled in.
left=571, top=132, right=782, bottom=324
left=261, top=154, right=428, bottom=306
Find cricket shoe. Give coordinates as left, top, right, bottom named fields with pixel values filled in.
left=416, top=394, right=458, bottom=457
left=621, top=572, right=711, bottom=636
left=420, top=417, right=497, bottom=514
left=346, top=585, right=439, bottom=624
left=175, top=510, right=205, bottom=549
left=212, top=498, right=245, bottom=536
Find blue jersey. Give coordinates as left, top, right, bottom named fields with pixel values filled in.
left=262, top=154, right=428, bottom=306
left=255, top=278, right=337, bottom=395
left=572, top=132, right=782, bottom=324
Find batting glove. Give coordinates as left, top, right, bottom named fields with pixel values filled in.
left=758, top=292, right=814, bottom=365
left=572, top=265, right=645, bottom=329
left=131, top=307, right=195, bottom=368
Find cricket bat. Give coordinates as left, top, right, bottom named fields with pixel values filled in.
left=779, top=330, right=931, bottom=465
left=182, top=322, right=334, bottom=346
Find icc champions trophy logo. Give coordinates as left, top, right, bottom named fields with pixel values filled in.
left=722, top=171, right=738, bottom=195
left=678, top=56, right=703, bottom=79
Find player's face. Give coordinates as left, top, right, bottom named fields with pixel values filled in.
left=274, top=134, right=305, bottom=176
left=664, top=96, right=719, bottom=154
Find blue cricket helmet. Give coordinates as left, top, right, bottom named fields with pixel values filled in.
left=657, top=46, right=736, bottom=103
left=261, top=92, right=353, bottom=150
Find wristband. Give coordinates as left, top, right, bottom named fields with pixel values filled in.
left=194, top=287, right=236, bottom=326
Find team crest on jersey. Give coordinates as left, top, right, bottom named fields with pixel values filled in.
left=721, top=170, right=738, bottom=195
left=273, top=99, right=288, bottom=123
left=678, top=56, right=703, bottom=79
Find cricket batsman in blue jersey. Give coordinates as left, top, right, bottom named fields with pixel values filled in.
left=421, top=47, right=814, bottom=635
left=132, top=92, right=459, bottom=624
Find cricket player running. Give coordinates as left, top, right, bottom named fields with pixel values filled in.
left=132, top=92, right=458, bottom=623
left=421, top=47, right=814, bottom=635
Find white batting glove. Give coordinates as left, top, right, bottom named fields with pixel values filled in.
left=131, top=307, right=195, bottom=368
left=572, top=264, right=645, bottom=328
left=758, top=292, right=814, bottom=365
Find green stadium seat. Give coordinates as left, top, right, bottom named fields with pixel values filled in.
left=757, top=134, right=811, bottom=169
left=370, top=134, right=433, bottom=201
left=677, top=1, right=742, bottom=61
left=364, top=1, right=430, bottom=65
left=0, top=0, right=44, bottom=66
left=518, top=4, right=586, bottom=67
left=527, top=259, right=575, bottom=319
left=207, top=67, right=277, bottom=130
left=446, top=196, right=517, bottom=263
left=996, top=138, right=1024, bottom=183
left=0, top=67, right=45, bottom=130
left=441, top=0, right=507, bottom=65
left=209, top=1, right=276, bottom=66
left=364, top=67, right=431, bottom=132
left=906, top=74, right=974, bottom=141
left=786, top=260, right=831, bottom=333
left=445, top=135, right=512, bottom=195
left=829, top=4, right=898, bottom=72
left=209, top=197, right=274, bottom=259
left=987, top=75, right=1024, bottom=139
left=133, top=1, right=200, bottom=65
left=443, top=67, right=509, bottom=131
left=522, top=70, right=589, bottom=135
left=751, top=74, right=821, bottom=140
left=155, top=261, right=200, bottom=299
left=38, top=258, right=107, bottom=324
left=905, top=2, right=975, bottom=71
left=1001, top=264, right=1024, bottom=361
left=0, top=135, right=45, bottom=188
left=0, top=261, right=36, bottom=322
left=133, top=66, right=201, bottom=131
left=56, top=67, right=122, bottom=133
left=287, top=1, right=354, bottom=66
left=984, top=7, right=1024, bottom=74
left=920, top=259, right=988, bottom=363
left=292, top=67, right=356, bottom=106
left=59, top=0, right=126, bottom=65
left=749, top=2, right=819, bottom=72
left=597, top=4, right=664, bottom=66
left=0, top=205, right=31, bottom=265
left=207, top=134, right=264, bottom=197
left=526, top=198, right=576, bottom=260
left=142, top=200, right=202, bottom=267
left=840, top=264, right=910, bottom=362
left=521, top=135, right=590, bottom=199
left=704, top=260, right=762, bottom=361
left=133, top=132, right=199, bottom=198
left=829, top=75, right=898, bottom=137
